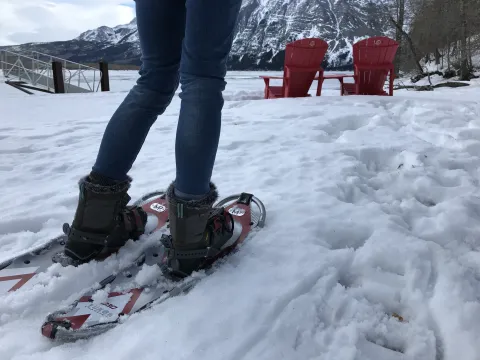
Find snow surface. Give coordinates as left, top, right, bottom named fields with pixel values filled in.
left=1, top=71, right=480, bottom=360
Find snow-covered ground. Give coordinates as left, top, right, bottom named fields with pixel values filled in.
left=1, top=71, right=480, bottom=360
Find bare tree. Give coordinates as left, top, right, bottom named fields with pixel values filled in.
left=394, top=0, right=405, bottom=74
left=404, top=0, right=479, bottom=78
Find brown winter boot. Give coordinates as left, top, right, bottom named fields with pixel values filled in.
left=159, top=182, right=235, bottom=280
left=62, top=173, right=147, bottom=263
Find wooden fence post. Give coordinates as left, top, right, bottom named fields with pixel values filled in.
left=52, top=61, right=65, bottom=93
left=99, top=61, right=110, bottom=91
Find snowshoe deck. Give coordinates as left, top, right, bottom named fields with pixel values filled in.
left=0, top=191, right=169, bottom=295
left=41, top=193, right=266, bottom=342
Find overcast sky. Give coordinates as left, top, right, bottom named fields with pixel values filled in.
left=0, top=0, right=135, bottom=46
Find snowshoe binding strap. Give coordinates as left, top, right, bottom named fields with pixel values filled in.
left=159, top=208, right=234, bottom=281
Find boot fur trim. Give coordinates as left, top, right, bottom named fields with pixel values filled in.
left=166, top=182, right=218, bottom=208
left=78, top=175, right=132, bottom=194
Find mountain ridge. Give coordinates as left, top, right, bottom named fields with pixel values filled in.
left=1, top=0, right=392, bottom=70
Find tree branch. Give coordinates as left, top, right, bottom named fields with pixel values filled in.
left=389, top=15, right=425, bottom=75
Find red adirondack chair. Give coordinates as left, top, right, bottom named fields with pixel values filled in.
left=259, top=38, right=328, bottom=99
left=342, top=36, right=399, bottom=96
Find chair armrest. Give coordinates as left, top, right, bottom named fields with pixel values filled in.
left=259, top=75, right=284, bottom=79
left=354, top=64, right=393, bottom=71
left=322, top=74, right=355, bottom=79
left=285, top=65, right=323, bottom=73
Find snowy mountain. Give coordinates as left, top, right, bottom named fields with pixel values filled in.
left=0, top=0, right=391, bottom=70
left=231, top=0, right=391, bottom=69
left=76, top=18, right=139, bottom=46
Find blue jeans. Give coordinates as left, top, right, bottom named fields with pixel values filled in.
left=92, top=0, right=242, bottom=196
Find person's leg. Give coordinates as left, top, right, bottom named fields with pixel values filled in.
left=172, top=0, right=243, bottom=198
left=162, top=0, right=243, bottom=279
left=64, top=0, right=186, bottom=263
left=92, top=0, right=186, bottom=181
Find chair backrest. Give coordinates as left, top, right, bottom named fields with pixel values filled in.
left=282, top=38, right=328, bottom=97
left=352, top=36, right=399, bottom=95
